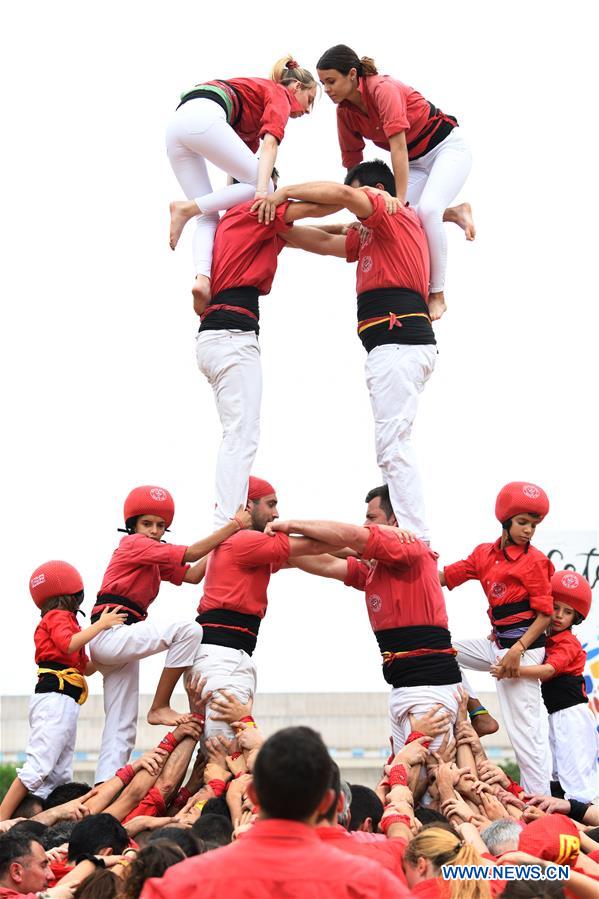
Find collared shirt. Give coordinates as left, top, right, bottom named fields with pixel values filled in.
left=34, top=609, right=88, bottom=672
left=94, top=534, right=189, bottom=617
left=344, top=527, right=450, bottom=632
left=337, top=74, right=452, bottom=168
left=545, top=630, right=586, bottom=676
left=211, top=202, right=292, bottom=297
left=139, top=818, right=407, bottom=898
left=444, top=539, right=554, bottom=624
left=198, top=531, right=290, bottom=619
left=226, top=78, right=303, bottom=153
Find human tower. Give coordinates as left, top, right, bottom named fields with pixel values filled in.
left=1, top=44, right=597, bottom=824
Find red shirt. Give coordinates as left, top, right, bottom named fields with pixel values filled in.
left=199, top=531, right=290, bottom=618
left=0, top=890, right=39, bottom=899
left=211, top=202, right=292, bottom=297
left=139, top=819, right=408, bottom=899
left=344, top=527, right=450, bottom=632
left=317, top=826, right=407, bottom=883
left=122, top=785, right=167, bottom=823
left=345, top=191, right=429, bottom=298
left=545, top=630, right=586, bottom=677
left=410, top=881, right=451, bottom=898
left=337, top=74, right=451, bottom=167
left=226, top=78, right=302, bottom=153
left=34, top=610, right=88, bottom=672
left=94, top=534, right=189, bottom=617
left=444, top=540, right=554, bottom=625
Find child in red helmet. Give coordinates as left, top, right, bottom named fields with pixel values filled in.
left=439, top=481, right=555, bottom=796
left=492, top=570, right=598, bottom=803
left=90, top=485, right=251, bottom=784
left=0, top=561, right=126, bottom=821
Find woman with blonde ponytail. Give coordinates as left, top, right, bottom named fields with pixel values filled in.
left=317, top=44, right=474, bottom=321
left=167, top=56, right=316, bottom=310
left=403, top=827, right=493, bottom=898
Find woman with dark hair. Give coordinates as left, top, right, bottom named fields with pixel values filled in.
left=317, top=44, right=474, bottom=320
left=120, top=840, right=187, bottom=899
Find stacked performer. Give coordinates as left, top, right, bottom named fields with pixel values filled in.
left=167, top=56, right=317, bottom=310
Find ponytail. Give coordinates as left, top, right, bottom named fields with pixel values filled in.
left=404, top=828, right=492, bottom=899
left=316, top=44, right=378, bottom=77
left=270, top=55, right=316, bottom=89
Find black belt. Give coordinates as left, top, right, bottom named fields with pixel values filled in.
left=197, top=609, right=261, bottom=656
left=374, top=626, right=461, bottom=689
left=177, top=81, right=243, bottom=127
left=35, top=660, right=83, bottom=703
left=492, top=598, right=534, bottom=622
left=542, top=674, right=588, bottom=714
left=91, top=594, right=146, bottom=626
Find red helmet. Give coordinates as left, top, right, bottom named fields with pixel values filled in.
left=29, top=561, right=84, bottom=609
left=123, top=486, right=175, bottom=529
left=495, top=481, right=549, bottom=525
left=551, top=570, right=592, bottom=620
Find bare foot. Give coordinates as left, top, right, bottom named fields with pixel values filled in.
left=169, top=200, right=198, bottom=250
left=428, top=292, right=447, bottom=321
left=470, top=712, right=499, bottom=737
left=192, top=275, right=211, bottom=317
left=444, top=202, right=476, bottom=240
left=147, top=706, right=194, bottom=726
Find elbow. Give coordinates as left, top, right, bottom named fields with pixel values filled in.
left=262, top=134, right=279, bottom=150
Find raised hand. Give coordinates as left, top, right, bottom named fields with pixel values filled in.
left=409, top=704, right=452, bottom=738
left=98, top=605, right=128, bottom=629
left=210, top=689, right=253, bottom=724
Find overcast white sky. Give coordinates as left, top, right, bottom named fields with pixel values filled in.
left=1, top=1, right=597, bottom=701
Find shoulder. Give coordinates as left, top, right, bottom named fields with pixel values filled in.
left=41, top=609, right=77, bottom=626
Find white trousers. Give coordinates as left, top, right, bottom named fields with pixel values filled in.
left=549, top=704, right=599, bottom=803
left=196, top=330, right=262, bottom=528
left=17, top=692, right=80, bottom=797
left=90, top=619, right=203, bottom=783
left=365, top=343, right=436, bottom=541
left=455, top=637, right=552, bottom=795
left=189, top=644, right=257, bottom=740
left=166, top=99, right=271, bottom=277
left=389, top=682, right=461, bottom=754
left=407, top=129, right=472, bottom=293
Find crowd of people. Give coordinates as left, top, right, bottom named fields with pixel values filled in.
left=2, top=44, right=598, bottom=898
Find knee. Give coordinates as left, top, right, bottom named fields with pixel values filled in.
left=417, top=202, right=443, bottom=228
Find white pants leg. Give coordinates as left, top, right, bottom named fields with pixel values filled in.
left=17, top=693, right=79, bottom=797
left=166, top=99, right=269, bottom=277
left=364, top=344, right=436, bottom=541
left=196, top=330, right=262, bottom=527
left=388, top=682, right=461, bottom=753
left=550, top=704, right=599, bottom=802
left=189, top=644, right=257, bottom=740
left=406, top=130, right=472, bottom=293
left=454, top=636, right=552, bottom=795
left=91, top=619, right=203, bottom=782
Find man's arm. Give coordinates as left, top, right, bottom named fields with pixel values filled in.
left=287, top=536, right=349, bottom=560
left=272, top=520, right=370, bottom=556
left=289, top=553, right=349, bottom=581
left=282, top=225, right=347, bottom=257
left=275, top=182, right=374, bottom=219
left=283, top=201, right=343, bottom=223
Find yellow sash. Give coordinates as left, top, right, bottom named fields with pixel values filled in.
left=37, top=667, right=88, bottom=705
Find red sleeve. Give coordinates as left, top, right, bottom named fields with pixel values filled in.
left=344, top=556, right=370, bottom=591
left=371, top=78, right=410, bottom=139
left=544, top=636, right=586, bottom=676
left=363, top=526, right=429, bottom=567
left=357, top=190, right=408, bottom=243
left=123, top=535, right=188, bottom=569
left=159, top=560, right=190, bottom=586
left=259, top=84, right=290, bottom=143
left=231, top=531, right=291, bottom=568
left=42, top=610, right=81, bottom=656
left=345, top=226, right=360, bottom=262
left=443, top=549, right=480, bottom=590
left=520, top=556, right=554, bottom=617
left=121, top=785, right=167, bottom=823
left=273, top=202, right=294, bottom=234
left=337, top=108, right=365, bottom=169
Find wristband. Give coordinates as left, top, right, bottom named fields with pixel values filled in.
left=115, top=764, right=135, bottom=786
left=388, top=765, right=409, bottom=787
left=208, top=778, right=227, bottom=798
left=239, top=716, right=257, bottom=728
left=230, top=514, right=245, bottom=531
left=569, top=799, right=590, bottom=823
left=506, top=776, right=524, bottom=798
left=469, top=705, right=489, bottom=718
left=171, top=787, right=192, bottom=811
left=76, top=855, right=106, bottom=868
left=230, top=751, right=242, bottom=760
left=157, top=732, right=178, bottom=755
left=406, top=731, right=430, bottom=746
left=194, top=799, right=207, bottom=812
left=191, top=713, right=206, bottom=728
left=380, top=813, right=412, bottom=834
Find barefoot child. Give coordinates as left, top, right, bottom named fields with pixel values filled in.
left=492, top=570, right=599, bottom=803
left=439, top=481, right=555, bottom=795
left=0, top=561, right=126, bottom=820
left=316, top=43, right=474, bottom=319
left=166, top=55, right=317, bottom=310
left=90, top=484, right=251, bottom=783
